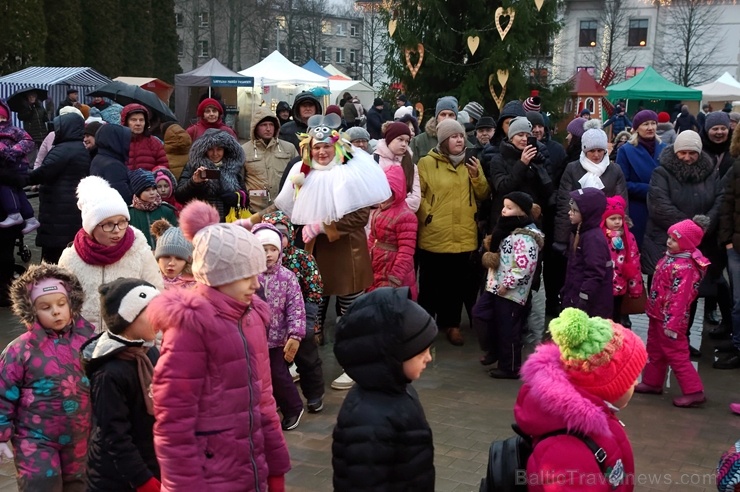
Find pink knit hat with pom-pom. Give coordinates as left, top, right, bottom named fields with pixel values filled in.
left=179, top=200, right=266, bottom=286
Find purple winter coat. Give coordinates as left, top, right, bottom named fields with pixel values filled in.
left=561, top=188, right=614, bottom=318
left=149, top=283, right=291, bottom=491
left=0, top=99, right=35, bottom=174
left=253, top=223, right=306, bottom=349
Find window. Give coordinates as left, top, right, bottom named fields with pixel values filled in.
left=175, top=12, right=183, bottom=27
left=579, top=20, right=597, bottom=47
left=349, top=49, right=359, bottom=63
left=336, top=48, right=345, bottom=63
left=625, top=66, right=645, bottom=79
left=628, top=19, right=648, bottom=47
left=350, top=24, right=359, bottom=37
left=198, top=40, right=209, bottom=58
left=177, top=39, right=184, bottom=57
left=336, top=22, right=345, bottom=36
left=321, top=21, right=330, bottom=34
left=199, top=12, right=209, bottom=28
left=584, top=98, right=596, bottom=113
left=321, top=47, right=329, bottom=62
left=577, top=66, right=595, bottom=76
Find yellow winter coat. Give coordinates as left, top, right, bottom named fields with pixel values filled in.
left=416, top=149, right=490, bottom=253
left=242, top=107, right=299, bottom=211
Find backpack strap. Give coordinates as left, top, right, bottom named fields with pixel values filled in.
left=513, top=424, right=608, bottom=474
left=373, top=153, right=381, bottom=164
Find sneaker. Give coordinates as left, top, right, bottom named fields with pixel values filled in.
left=635, top=382, right=663, bottom=395
left=730, top=403, right=740, bottom=415
left=21, top=217, right=40, bottom=235
left=673, top=392, right=706, bottom=408
left=289, top=364, right=300, bottom=383
left=331, top=372, right=354, bottom=390
left=307, top=397, right=324, bottom=413
left=713, top=351, right=740, bottom=369
left=281, top=408, right=304, bottom=431
left=0, top=213, right=23, bottom=228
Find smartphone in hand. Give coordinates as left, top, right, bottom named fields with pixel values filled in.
left=201, top=169, right=221, bottom=180
left=527, top=136, right=538, bottom=149
left=465, top=148, right=477, bottom=164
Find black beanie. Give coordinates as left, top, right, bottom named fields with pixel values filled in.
left=99, top=278, right=160, bottom=334
left=398, top=289, right=438, bottom=360
left=504, top=191, right=534, bottom=216
left=525, top=111, right=545, bottom=128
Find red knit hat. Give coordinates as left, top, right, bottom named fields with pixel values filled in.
left=197, top=98, right=223, bottom=118
left=384, top=121, right=412, bottom=145
left=657, top=111, right=671, bottom=123
left=550, top=308, right=647, bottom=403
left=601, top=196, right=638, bottom=278
left=601, top=195, right=626, bottom=223
left=669, top=217, right=706, bottom=251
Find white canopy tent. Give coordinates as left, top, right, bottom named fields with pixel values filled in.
left=693, top=72, right=740, bottom=101
left=329, top=79, right=376, bottom=109
left=323, top=64, right=350, bottom=78
left=239, top=51, right=329, bottom=87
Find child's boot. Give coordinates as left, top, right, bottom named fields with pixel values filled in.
left=673, top=392, right=706, bottom=407
left=0, top=213, right=23, bottom=228
left=21, top=217, right=40, bottom=235
left=635, top=382, right=663, bottom=394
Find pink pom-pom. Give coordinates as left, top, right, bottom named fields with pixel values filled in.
left=180, top=200, right=219, bottom=241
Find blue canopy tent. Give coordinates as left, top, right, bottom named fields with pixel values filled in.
left=302, top=59, right=332, bottom=78
left=0, top=66, right=111, bottom=126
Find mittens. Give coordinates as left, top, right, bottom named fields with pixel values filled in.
left=284, top=338, right=300, bottom=363
left=302, top=222, right=325, bottom=244
left=267, top=475, right=285, bottom=492
left=481, top=252, right=500, bottom=270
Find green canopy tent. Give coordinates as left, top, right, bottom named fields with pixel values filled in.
left=606, top=67, right=702, bottom=111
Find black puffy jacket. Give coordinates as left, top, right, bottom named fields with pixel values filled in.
left=29, top=114, right=90, bottom=248
left=332, top=288, right=435, bottom=492
left=83, top=333, right=160, bottom=491
left=279, top=91, right=322, bottom=151
left=90, top=125, right=133, bottom=204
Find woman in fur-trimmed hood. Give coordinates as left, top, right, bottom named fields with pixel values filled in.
left=175, top=128, right=245, bottom=222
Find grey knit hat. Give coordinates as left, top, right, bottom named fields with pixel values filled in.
left=705, top=111, right=731, bottom=132
left=346, top=126, right=370, bottom=142
left=507, top=116, right=533, bottom=139
left=151, top=219, right=193, bottom=261
left=673, top=130, right=702, bottom=153
left=582, top=128, right=608, bottom=152
left=435, top=96, right=459, bottom=118
left=436, top=119, right=466, bottom=144
left=463, top=102, right=484, bottom=122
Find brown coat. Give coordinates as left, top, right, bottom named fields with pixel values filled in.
left=307, top=208, right=373, bottom=296
left=163, top=124, right=192, bottom=179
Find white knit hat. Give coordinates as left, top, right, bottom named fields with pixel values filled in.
left=581, top=128, right=608, bottom=152
left=76, top=176, right=130, bottom=235
left=59, top=106, right=84, bottom=119
left=673, top=130, right=702, bottom=154
left=253, top=226, right=282, bottom=251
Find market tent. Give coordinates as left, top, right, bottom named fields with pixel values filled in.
left=606, top=66, right=702, bottom=101
left=693, top=72, right=740, bottom=101
left=329, top=79, right=376, bottom=108
left=174, top=58, right=254, bottom=128
left=302, top=59, right=332, bottom=78
left=323, top=64, right=350, bottom=78
left=0, top=66, right=110, bottom=125
left=114, top=76, right=174, bottom=104
left=239, top=51, right=329, bottom=87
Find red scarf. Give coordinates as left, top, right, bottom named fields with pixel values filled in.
left=73, top=227, right=136, bottom=266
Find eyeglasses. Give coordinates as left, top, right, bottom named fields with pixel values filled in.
left=97, top=219, right=129, bottom=232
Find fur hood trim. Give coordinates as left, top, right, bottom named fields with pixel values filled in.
left=10, top=263, right=85, bottom=326
left=513, top=226, right=545, bottom=250
left=189, top=128, right=245, bottom=172
left=519, top=343, right=612, bottom=437
left=423, top=117, right=437, bottom=138
left=659, top=146, right=715, bottom=184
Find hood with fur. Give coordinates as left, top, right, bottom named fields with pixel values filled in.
left=189, top=128, right=244, bottom=170
left=423, top=117, right=437, bottom=138
left=11, top=263, right=85, bottom=327
left=515, top=343, right=613, bottom=438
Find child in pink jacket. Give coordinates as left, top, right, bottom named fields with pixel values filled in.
left=601, top=196, right=643, bottom=321
left=148, top=200, right=290, bottom=492
left=4, top=263, right=95, bottom=491
left=372, top=121, right=420, bottom=212
left=636, top=216, right=710, bottom=408
left=367, top=165, right=418, bottom=298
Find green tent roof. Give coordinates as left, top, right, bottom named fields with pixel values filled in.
left=606, top=66, right=702, bottom=101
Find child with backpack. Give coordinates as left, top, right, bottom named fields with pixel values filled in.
left=83, top=278, right=161, bottom=492
left=513, top=308, right=647, bottom=491
left=128, top=169, right=178, bottom=250
left=252, top=222, right=306, bottom=431
left=150, top=219, right=196, bottom=290
left=601, top=196, right=643, bottom=320
left=332, top=287, right=437, bottom=491
left=473, top=191, right=543, bottom=379
left=367, top=166, right=419, bottom=297
left=261, top=211, right=325, bottom=413
left=3, top=264, right=95, bottom=491
left=636, top=216, right=710, bottom=408
left=561, top=187, right=614, bottom=318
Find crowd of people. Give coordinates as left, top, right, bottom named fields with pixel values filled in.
left=0, top=85, right=739, bottom=490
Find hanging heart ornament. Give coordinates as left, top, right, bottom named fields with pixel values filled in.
left=404, top=44, right=425, bottom=79
left=495, top=7, right=516, bottom=40
left=467, top=36, right=480, bottom=56
left=388, top=19, right=397, bottom=37
left=488, top=74, right=507, bottom=110
left=534, top=0, right=545, bottom=10
left=497, top=69, right=509, bottom=88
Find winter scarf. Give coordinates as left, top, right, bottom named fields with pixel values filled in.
left=117, top=346, right=155, bottom=415
left=73, top=227, right=135, bottom=266
left=638, top=136, right=656, bottom=157
left=703, top=136, right=730, bottom=158
left=578, top=152, right=610, bottom=189
left=439, top=148, right=466, bottom=166
left=132, top=194, right=163, bottom=211
left=660, top=148, right=715, bottom=184
left=490, top=215, right=533, bottom=252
